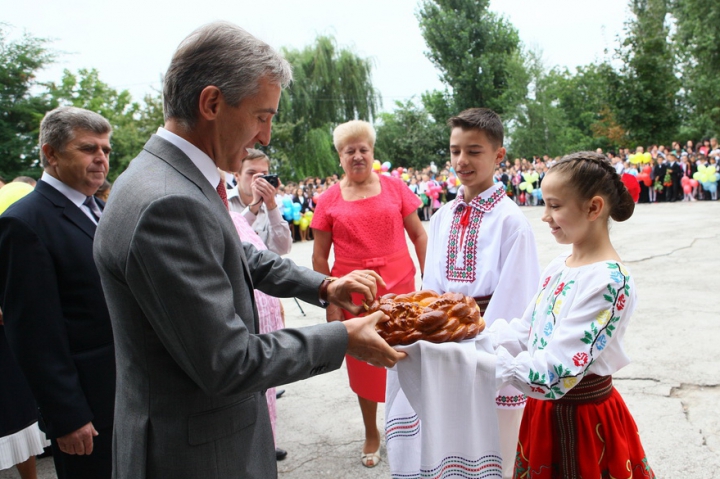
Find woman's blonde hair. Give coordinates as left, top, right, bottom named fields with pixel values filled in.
left=333, top=120, right=376, bottom=152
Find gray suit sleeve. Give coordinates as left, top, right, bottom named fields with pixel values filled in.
left=125, top=196, right=347, bottom=396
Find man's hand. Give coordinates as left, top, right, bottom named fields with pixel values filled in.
left=251, top=173, right=278, bottom=211
left=325, top=270, right=386, bottom=316
left=56, top=422, right=98, bottom=455
left=343, top=311, right=405, bottom=368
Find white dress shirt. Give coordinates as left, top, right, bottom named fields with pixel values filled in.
left=41, top=172, right=99, bottom=225
left=156, top=127, right=221, bottom=189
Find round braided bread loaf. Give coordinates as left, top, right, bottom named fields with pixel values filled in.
left=366, top=290, right=485, bottom=346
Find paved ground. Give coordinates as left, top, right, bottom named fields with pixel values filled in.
left=4, top=201, right=719, bottom=478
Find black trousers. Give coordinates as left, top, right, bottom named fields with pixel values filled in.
left=51, top=425, right=112, bottom=479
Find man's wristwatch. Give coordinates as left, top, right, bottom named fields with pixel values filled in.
left=318, top=276, right=338, bottom=308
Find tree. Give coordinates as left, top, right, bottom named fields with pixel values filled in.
left=508, top=52, right=623, bottom=159
left=269, top=36, right=379, bottom=180
left=0, top=27, right=54, bottom=179
left=417, top=0, right=528, bottom=116
left=374, top=100, right=448, bottom=170
left=614, top=0, right=680, bottom=145
left=671, top=0, right=720, bottom=139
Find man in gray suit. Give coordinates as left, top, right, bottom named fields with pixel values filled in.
left=93, top=22, right=402, bottom=479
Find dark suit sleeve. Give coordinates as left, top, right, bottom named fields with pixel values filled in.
left=0, top=217, right=94, bottom=438
left=241, top=241, right=326, bottom=305
left=125, top=196, right=347, bottom=397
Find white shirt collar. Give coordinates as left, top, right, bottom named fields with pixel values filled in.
left=41, top=172, right=87, bottom=208
left=156, top=127, right=221, bottom=188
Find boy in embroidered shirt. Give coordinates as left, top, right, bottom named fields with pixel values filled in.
left=387, top=108, right=541, bottom=479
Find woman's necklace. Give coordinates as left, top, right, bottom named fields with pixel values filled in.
left=344, top=179, right=375, bottom=200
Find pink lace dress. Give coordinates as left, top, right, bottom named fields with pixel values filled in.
left=229, top=211, right=284, bottom=443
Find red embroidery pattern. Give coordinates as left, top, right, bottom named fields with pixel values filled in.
left=446, top=187, right=506, bottom=283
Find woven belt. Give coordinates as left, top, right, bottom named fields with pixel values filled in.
left=556, top=374, right=613, bottom=405
left=472, top=294, right=493, bottom=316
left=553, top=374, right=614, bottom=478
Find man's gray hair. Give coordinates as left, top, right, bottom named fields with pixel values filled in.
left=163, top=21, right=293, bottom=130
left=39, top=106, right=112, bottom=168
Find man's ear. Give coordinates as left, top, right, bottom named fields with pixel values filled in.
left=587, top=195, right=605, bottom=221
left=42, top=144, right=58, bottom=167
left=198, top=86, right=223, bottom=121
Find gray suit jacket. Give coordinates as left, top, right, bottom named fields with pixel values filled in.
left=93, top=135, right=348, bottom=479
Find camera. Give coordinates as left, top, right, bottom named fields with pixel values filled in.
left=261, top=174, right=279, bottom=188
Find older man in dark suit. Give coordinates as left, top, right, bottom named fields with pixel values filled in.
left=0, top=106, right=115, bottom=479
left=93, top=22, right=402, bottom=479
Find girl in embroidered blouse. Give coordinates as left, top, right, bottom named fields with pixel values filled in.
left=490, top=151, right=655, bottom=478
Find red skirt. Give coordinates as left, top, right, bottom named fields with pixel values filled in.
left=332, top=248, right=417, bottom=403
left=514, top=375, right=655, bottom=479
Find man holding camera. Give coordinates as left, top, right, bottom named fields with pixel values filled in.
left=228, top=148, right=292, bottom=255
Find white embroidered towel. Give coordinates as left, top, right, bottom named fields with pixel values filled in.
left=386, top=335, right=502, bottom=479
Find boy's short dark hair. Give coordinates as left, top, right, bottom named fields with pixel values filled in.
left=447, top=108, right=504, bottom=148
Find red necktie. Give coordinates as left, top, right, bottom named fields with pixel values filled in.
left=216, top=180, right=229, bottom=210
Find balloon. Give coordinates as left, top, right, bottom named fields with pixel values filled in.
left=382, top=161, right=391, bottom=171
left=643, top=166, right=652, bottom=175
left=293, top=219, right=300, bottom=225
left=401, top=173, right=410, bottom=181
left=643, top=152, right=652, bottom=163
left=683, top=185, right=692, bottom=194
left=391, top=170, right=399, bottom=177
left=293, top=202, right=302, bottom=212
left=681, top=176, right=690, bottom=186
left=532, top=189, right=543, bottom=200
left=628, top=154, right=638, bottom=164
left=526, top=184, right=534, bottom=193
left=690, top=179, right=699, bottom=188
left=299, top=217, right=310, bottom=231
left=621, top=173, right=640, bottom=202
left=397, top=167, right=404, bottom=174
left=381, top=164, right=389, bottom=172
left=0, top=182, right=33, bottom=215
left=373, top=160, right=381, bottom=171
left=304, top=211, right=313, bottom=219
left=293, top=211, right=301, bottom=221
left=519, top=181, right=529, bottom=191
left=519, top=192, right=526, bottom=204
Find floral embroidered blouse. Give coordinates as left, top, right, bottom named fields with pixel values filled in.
left=490, top=253, right=636, bottom=400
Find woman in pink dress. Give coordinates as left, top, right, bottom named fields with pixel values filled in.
left=228, top=211, right=287, bottom=460
left=311, top=120, right=427, bottom=468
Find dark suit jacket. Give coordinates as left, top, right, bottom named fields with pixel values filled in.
left=0, top=180, right=115, bottom=439
left=93, top=135, right=348, bottom=479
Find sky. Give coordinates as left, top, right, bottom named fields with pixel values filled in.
left=3, top=0, right=632, bottom=112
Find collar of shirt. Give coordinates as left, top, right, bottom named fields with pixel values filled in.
left=156, top=127, right=221, bottom=189
left=453, top=183, right=505, bottom=213
left=41, top=172, right=87, bottom=209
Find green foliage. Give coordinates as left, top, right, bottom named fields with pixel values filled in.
left=671, top=0, right=720, bottom=139
left=269, top=36, right=379, bottom=180
left=417, top=0, right=528, bottom=116
left=509, top=53, right=621, bottom=158
left=614, top=0, right=680, bottom=145
left=374, top=100, right=448, bottom=170
left=0, top=27, right=54, bottom=179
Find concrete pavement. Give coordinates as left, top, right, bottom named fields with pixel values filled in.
left=3, top=201, right=718, bottom=478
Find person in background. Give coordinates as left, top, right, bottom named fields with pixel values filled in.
left=228, top=149, right=292, bottom=255
left=94, top=179, right=111, bottom=202
left=312, top=120, right=427, bottom=468
left=0, top=181, right=49, bottom=479
left=0, top=106, right=115, bottom=479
